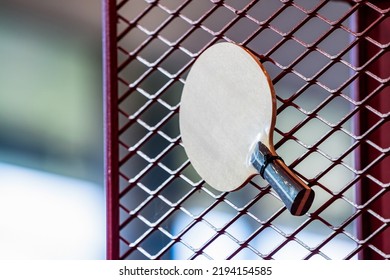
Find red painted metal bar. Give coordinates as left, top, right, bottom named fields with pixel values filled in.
left=103, top=0, right=119, bottom=260
left=357, top=1, right=389, bottom=259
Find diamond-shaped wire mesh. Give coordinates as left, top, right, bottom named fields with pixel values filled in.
left=104, top=0, right=389, bottom=260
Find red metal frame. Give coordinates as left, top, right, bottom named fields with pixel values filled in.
left=103, top=0, right=119, bottom=260
left=104, top=0, right=389, bottom=260
left=357, top=1, right=389, bottom=259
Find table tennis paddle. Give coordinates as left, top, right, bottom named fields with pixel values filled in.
left=179, top=42, right=314, bottom=216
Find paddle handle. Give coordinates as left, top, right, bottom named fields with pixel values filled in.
left=251, top=142, right=314, bottom=216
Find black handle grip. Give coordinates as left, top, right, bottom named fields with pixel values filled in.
left=251, top=142, right=314, bottom=216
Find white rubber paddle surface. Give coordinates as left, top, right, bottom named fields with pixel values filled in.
left=180, top=42, right=276, bottom=192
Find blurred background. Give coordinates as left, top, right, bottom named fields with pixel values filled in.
left=0, top=0, right=105, bottom=259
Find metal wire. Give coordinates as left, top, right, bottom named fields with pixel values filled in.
left=105, top=0, right=389, bottom=260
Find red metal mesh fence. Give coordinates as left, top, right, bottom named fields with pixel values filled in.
left=104, top=0, right=389, bottom=259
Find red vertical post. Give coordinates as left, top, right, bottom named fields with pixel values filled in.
left=357, top=1, right=389, bottom=259
left=103, top=0, right=119, bottom=260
